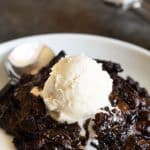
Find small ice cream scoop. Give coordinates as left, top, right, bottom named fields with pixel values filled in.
left=8, top=43, right=55, bottom=75
left=42, top=54, right=113, bottom=123
left=0, top=43, right=54, bottom=98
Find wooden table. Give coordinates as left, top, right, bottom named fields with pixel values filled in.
left=0, top=0, right=150, bottom=50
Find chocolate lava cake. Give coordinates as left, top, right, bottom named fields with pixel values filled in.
left=0, top=51, right=149, bottom=150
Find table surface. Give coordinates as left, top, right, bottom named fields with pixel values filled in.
left=0, top=0, right=150, bottom=50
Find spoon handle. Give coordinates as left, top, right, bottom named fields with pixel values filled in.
left=134, top=7, right=150, bottom=23
left=0, top=80, right=13, bottom=98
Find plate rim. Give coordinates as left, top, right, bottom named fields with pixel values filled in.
left=0, top=33, right=149, bottom=57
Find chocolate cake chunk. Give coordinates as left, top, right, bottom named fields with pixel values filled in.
left=93, top=75, right=150, bottom=149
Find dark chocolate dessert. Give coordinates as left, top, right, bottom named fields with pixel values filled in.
left=0, top=51, right=149, bottom=150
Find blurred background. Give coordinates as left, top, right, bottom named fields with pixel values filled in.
left=0, top=0, right=150, bottom=49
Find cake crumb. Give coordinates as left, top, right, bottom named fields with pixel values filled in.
left=30, top=86, right=41, bottom=97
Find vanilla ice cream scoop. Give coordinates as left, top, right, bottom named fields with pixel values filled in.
left=42, top=54, right=112, bottom=123
left=8, top=43, right=55, bottom=75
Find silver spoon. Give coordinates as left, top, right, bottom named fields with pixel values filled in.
left=0, top=44, right=54, bottom=98
left=0, top=54, right=27, bottom=98
left=104, top=0, right=150, bottom=22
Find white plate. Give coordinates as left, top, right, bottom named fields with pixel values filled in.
left=0, top=33, right=150, bottom=150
